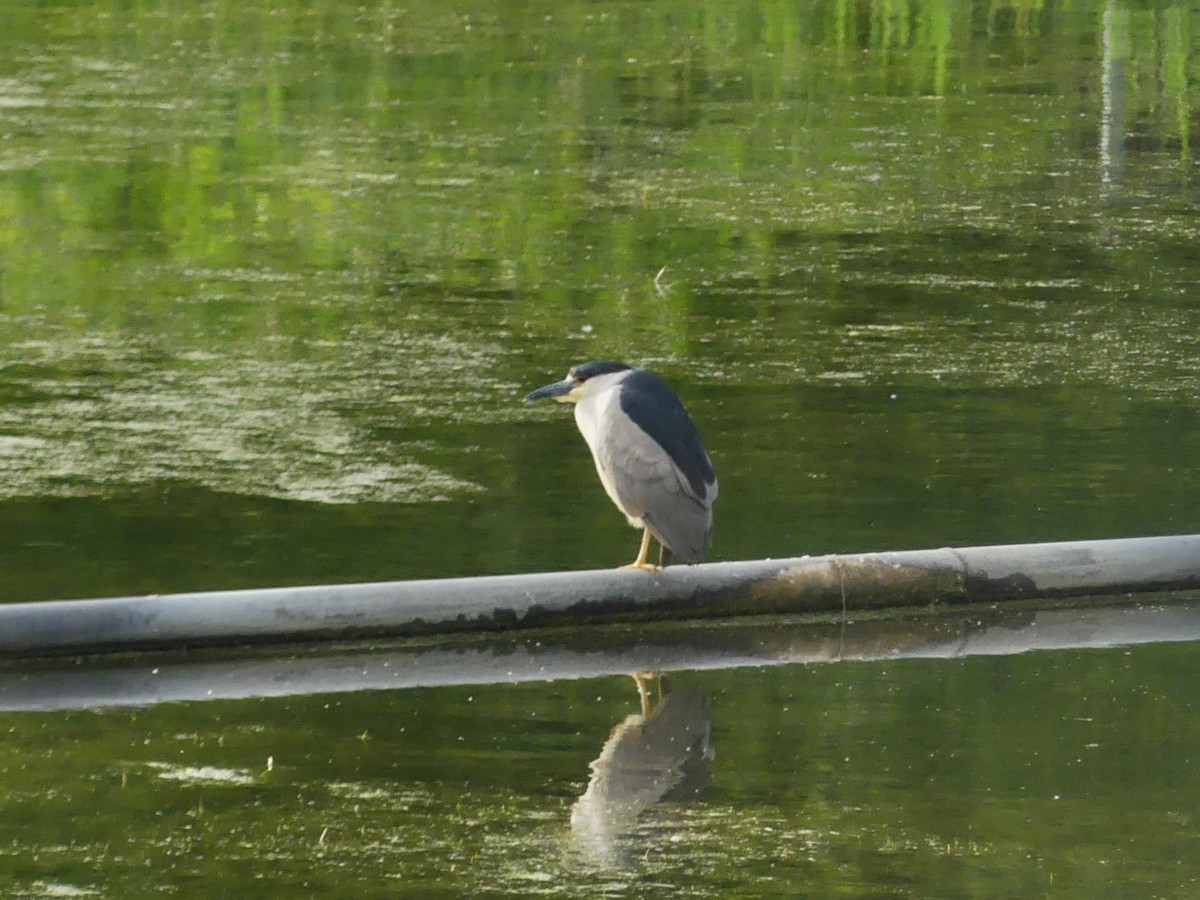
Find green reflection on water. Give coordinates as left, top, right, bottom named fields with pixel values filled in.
left=0, top=0, right=1197, bottom=596
left=1, top=1, right=1199, bottom=893
left=0, top=640, right=1195, bottom=897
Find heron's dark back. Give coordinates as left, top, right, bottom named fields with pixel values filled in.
left=618, top=369, right=715, bottom=499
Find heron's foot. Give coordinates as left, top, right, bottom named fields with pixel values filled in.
left=621, top=527, right=660, bottom=571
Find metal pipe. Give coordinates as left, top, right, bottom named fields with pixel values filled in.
left=1, top=534, right=1198, bottom=657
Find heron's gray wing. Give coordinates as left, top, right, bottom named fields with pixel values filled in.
left=618, top=369, right=716, bottom=501
left=596, top=410, right=714, bottom=563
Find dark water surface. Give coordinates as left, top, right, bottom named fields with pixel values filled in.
left=1, top=0, right=1198, bottom=895
left=2, top=634, right=1197, bottom=897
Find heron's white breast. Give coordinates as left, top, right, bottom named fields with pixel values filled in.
left=573, top=374, right=644, bottom=528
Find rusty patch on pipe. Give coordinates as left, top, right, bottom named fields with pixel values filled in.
left=737, top=557, right=972, bottom=614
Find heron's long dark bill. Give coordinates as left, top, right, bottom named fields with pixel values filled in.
left=524, top=379, right=575, bottom=402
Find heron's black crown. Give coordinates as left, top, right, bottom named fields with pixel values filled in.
left=568, top=360, right=633, bottom=383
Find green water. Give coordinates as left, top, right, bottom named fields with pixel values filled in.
left=1, top=0, right=1198, bottom=894
left=2, top=642, right=1197, bottom=897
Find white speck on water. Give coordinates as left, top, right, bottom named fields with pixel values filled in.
left=146, top=762, right=256, bottom=786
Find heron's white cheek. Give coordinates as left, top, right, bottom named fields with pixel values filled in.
left=573, top=388, right=618, bottom=454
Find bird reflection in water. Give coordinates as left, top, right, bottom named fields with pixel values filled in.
left=570, top=672, right=714, bottom=867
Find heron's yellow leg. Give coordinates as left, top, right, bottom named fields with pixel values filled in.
left=620, top=527, right=659, bottom=572
left=632, top=671, right=659, bottom=717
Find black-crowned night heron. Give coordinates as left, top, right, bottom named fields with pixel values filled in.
left=525, top=361, right=718, bottom=570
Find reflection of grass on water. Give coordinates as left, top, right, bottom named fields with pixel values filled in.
left=0, top=0, right=1194, bottom=339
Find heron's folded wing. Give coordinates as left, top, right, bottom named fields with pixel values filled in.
left=598, top=415, right=713, bottom=563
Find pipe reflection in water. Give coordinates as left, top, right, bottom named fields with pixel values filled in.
left=570, top=673, right=714, bottom=867
left=3, top=597, right=1200, bottom=710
